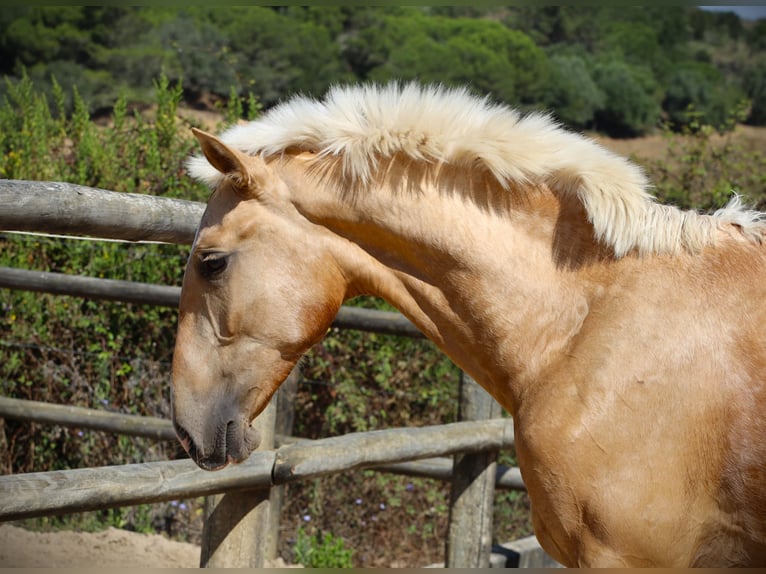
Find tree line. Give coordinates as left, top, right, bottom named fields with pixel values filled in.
left=1, top=6, right=764, bottom=137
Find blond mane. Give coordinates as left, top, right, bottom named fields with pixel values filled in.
left=188, top=82, right=765, bottom=257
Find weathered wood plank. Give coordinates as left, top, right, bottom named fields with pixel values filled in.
left=374, top=457, right=524, bottom=490
left=0, top=180, right=205, bottom=244
left=331, top=305, right=423, bottom=338
left=0, top=267, right=180, bottom=308
left=0, top=395, right=526, bottom=491
left=0, top=454, right=274, bottom=521
left=200, top=400, right=276, bottom=568
left=267, top=368, right=300, bottom=560
left=0, top=420, right=515, bottom=521
left=272, top=419, right=513, bottom=483
left=446, top=372, right=503, bottom=568
left=0, top=396, right=176, bottom=441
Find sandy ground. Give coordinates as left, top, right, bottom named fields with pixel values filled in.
left=0, top=524, right=201, bottom=568
left=0, top=524, right=299, bottom=568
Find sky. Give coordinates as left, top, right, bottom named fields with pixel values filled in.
left=699, top=5, right=766, bottom=20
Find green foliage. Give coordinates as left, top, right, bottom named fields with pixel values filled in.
left=591, top=58, right=663, bottom=137
left=294, top=526, right=354, bottom=568
left=0, top=70, right=199, bottom=197
left=298, top=297, right=458, bottom=438
left=1, top=6, right=765, bottom=133
left=347, top=11, right=549, bottom=106
left=743, top=60, right=766, bottom=126
left=647, top=102, right=766, bottom=211
left=545, top=52, right=604, bottom=128
left=0, top=73, right=232, bottom=477
left=600, top=20, right=670, bottom=76
left=662, top=61, right=744, bottom=131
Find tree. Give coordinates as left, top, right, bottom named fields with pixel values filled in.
left=209, top=6, right=352, bottom=104
left=592, top=58, right=662, bottom=137
left=545, top=53, right=604, bottom=129
left=349, top=12, right=549, bottom=107
left=599, top=20, right=672, bottom=80
left=663, top=60, right=742, bottom=130
left=744, top=61, right=766, bottom=126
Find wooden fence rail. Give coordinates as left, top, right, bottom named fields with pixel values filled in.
left=0, top=180, right=203, bottom=244
left=0, top=418, right=515, bottom=521
left=0, top=180, right=523, bottom=567
left=0, top=395, right=525, bottom=492
left=0, top=266, right=423, bottom=337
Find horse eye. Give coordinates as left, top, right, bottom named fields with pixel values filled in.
left=198, top=252, right=228, bottom=279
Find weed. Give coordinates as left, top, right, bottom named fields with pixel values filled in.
left=294, top=526, right=354, bottom=568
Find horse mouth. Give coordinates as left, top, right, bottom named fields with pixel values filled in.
left=174, top=419, right=261, bottom=471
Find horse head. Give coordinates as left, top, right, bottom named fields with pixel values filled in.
left=172, top=129, right=347, bottom=470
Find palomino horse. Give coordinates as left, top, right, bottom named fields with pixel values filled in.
left=172, top=83, right=766, bottom=567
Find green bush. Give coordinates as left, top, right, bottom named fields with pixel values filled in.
left=0, top=72, right=207, bottom=476
left=348, top=11, right=549, bottom=106
left=662, top=61, right=744, bottom=131
left=744, top=61, right=766, bottom=126
left=294, top=526, right=354, bottom=568
left=647, top=102, right=766, bottom=211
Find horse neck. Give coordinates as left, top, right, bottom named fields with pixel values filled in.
left=284, top=157, right=598, bottom=414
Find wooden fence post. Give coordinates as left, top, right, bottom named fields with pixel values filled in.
left=199, top=398, right=277, bottom=568
left=445, top=371, right=502, bottom=568
left=266, top=366, right=299, bottom=561
left=0, top=418, right=10, bottom=474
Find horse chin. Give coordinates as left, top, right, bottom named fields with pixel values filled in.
left=242, top=424, right=262, bottom=456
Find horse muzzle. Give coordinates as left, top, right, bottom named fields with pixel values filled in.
left=173, top=417, right=261, bottom=471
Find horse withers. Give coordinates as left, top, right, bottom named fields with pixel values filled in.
left=171, top=83, right=766, bottom=566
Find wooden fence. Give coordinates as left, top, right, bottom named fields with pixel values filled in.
left=0, top=180, right=526, bottom=568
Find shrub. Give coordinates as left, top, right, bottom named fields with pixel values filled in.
left=647, top=102, right=766, bottom=211
left=662, top=61, right=744, bottom=131
left=294, top=526, right=354, bottom=568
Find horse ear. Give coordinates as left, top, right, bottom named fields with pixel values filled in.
left=191, top=127, right=261, bottom=192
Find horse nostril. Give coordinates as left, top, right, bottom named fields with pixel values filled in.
left=173, top=422, right=196, bottom=457
left=225, top=419, right=236, bottom=451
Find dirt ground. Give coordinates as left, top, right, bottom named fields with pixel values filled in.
left=0, top=523, right=200, bottom=568
left=0, top=523, right=299, bottom=568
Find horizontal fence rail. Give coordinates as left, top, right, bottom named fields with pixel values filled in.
left=0, top=267, right=422, bottom=337
left=0, top=396, right=524, bottom=493
left=0, top=180, right=523, bottom=567
left=0, top=396, right=176, bottom=441
left=0, top=180, right=204, bottom=244
left=0, top=419, right=516, bottom=521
